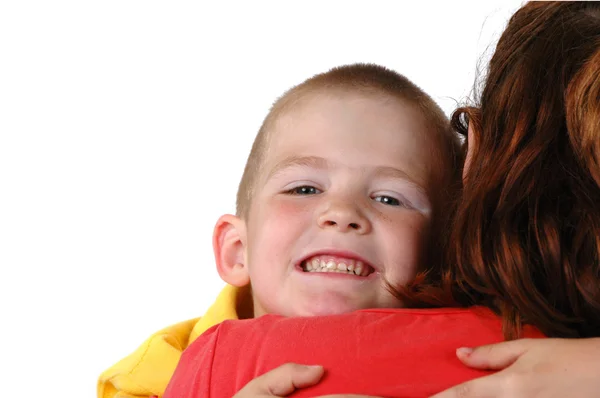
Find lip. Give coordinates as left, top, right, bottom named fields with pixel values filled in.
left=295, top=248, right=380, bottom=273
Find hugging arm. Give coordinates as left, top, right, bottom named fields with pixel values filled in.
left=432, top=338, right=600, bottom=398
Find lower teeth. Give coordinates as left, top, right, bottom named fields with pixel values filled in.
left=311, top=269, right=354, bottom=274
left=302, top=263, right=363, bottom=275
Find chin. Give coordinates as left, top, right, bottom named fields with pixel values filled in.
left=293, top=298, right=367, bottom=317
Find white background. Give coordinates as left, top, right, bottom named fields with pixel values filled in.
left=0, top=1, right=523, bottom=396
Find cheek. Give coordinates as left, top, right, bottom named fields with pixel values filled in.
left=383, top=214, right=431, bottom=262
left=263, top=197, right=315, bottom=223
left=386, top=212, right=430, bottom=239
left=249, top=198, right=314, bottom=251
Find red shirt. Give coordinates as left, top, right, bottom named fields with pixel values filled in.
left=164, top=307, right=544, bottom=397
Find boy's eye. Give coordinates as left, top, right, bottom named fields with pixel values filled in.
left=286, top=185, right=322, bottom=195
left=373, top=195, right=402, bottom=206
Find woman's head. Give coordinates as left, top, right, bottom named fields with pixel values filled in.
left=451, top=2, right=600, bottom=338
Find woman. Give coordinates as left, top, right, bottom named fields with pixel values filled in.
left=235, top=2, right=600, bottom=397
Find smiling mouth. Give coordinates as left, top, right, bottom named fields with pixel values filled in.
left=300, top=255, right=374, bottom=277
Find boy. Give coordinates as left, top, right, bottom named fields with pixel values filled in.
left=98, top=63, right=461, bottom=398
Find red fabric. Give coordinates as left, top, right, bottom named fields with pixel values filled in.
left=164, top=307, right=545, bottom=398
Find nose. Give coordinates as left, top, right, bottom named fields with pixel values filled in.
left=317, top=200, right=371, bottom=234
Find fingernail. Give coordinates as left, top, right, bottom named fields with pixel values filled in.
left=306, top=365, right=323, bottom=369
left=457, top=347, right=474, bottom=356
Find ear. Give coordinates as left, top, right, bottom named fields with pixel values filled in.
left=212, top=214, right=250, bottom=287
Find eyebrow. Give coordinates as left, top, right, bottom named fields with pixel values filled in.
left=267, top=155, right=329, bottom=180
left=373, top=166, right=430, bottom=196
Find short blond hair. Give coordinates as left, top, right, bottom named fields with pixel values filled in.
left=236, top=63, right=462, bottom=219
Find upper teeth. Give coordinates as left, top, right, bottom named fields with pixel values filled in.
left=302, top=257, right=369, bottom=276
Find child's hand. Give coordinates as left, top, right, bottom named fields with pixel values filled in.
left=233, top=363, right=379, bottom=398
left=234, top=363, right=324, bottom=397
left=430, top=337, right=600, bottom=398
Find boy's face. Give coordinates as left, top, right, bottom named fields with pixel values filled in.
left=245, top=92, right=436, bottom=317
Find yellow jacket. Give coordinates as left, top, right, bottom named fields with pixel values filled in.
left=97, top=285, right=247, bottom=398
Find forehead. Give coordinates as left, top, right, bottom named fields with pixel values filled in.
left=262, top=91, right=436, bottom=187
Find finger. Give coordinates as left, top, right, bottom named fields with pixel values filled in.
left=242, top=363, right=324, bottom=396
left=429, top=372, right=504, bottom=398
left=455, top=338, right=536, bottom=370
